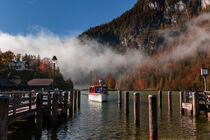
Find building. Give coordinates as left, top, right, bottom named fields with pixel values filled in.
left=27, top=78, right=53, bottom=90
left=9, top=60, right=29, bottom=71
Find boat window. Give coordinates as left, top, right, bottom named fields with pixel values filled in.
left=89, top=87, right=94, bottom=93
left=102, top=88, right=107, bottom=93
left=95, top=87, right=100, bottom=93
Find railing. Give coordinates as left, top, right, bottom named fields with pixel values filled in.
left=0, top=90, right=81, bottom=140
left=0, top=91, right=36, bottom=124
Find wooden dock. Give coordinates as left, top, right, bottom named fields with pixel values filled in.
left=0, top=90, right=80, bottom=140
left=180, top=91, right=210, bottom=117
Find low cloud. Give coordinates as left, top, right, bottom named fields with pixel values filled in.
left=0, top=30, right=144, bottom=88
left=0, top=13, right=209, bottom=88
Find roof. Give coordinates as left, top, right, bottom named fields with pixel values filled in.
left=27, top=79, right=53, bottom=86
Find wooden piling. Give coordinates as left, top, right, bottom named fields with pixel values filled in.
left=118, top=90, right=122, bottom=108
left=148, top=95, right=158, bottom=140
left=36, top=92, right=43, bottom=131
left=168, top=91, right=172, bottom=113
left=77, top=90, right=81, bottom=110
left=124, top=91, right=129, bottom=115
left=52, top=92, right=58, bottom=121
left=158, top=90, right=162, bottom=108
left=69, top=90, right=73, bottom=115
left=180, top=91, right=184, bottom=115
left=63, top=91, right=69, bottom=115
left=192, top=92, right=199, bottom=117
left=134, top=92, right=140, bottom=126
left=0, top=95, right=9, bottom=140
left=48, top=92, right=51, bottom=109
left=29, top=93, right=32, bottom=111
left=73, top=90, right=77, bottom=113
left=13, top=94, right=17, bottom=116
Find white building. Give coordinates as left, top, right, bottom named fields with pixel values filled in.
left=9, top=60, right=28, bottom=71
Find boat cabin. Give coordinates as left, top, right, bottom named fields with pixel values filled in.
left=89, top=86, right=108, bottom=94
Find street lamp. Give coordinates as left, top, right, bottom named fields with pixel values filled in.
left=201, top=68, right=208, bottom=91
left=52, top=56, right=57, bottom=90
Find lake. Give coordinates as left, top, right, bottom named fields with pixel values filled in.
left=8, top=91, right=210, bottom=140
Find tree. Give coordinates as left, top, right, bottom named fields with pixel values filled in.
left=107, top=77, right=116, bottom=90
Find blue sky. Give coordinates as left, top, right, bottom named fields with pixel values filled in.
left=0, top=0, right=137, bottom=36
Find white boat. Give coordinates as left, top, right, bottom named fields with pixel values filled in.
left=88, top=80, right=108, bottom=102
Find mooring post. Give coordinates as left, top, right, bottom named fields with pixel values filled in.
left=36, top=92, right=43, bottom=132
left=148, top=95, right=158, bottom=140
left=158, top=90, right=162, bottom=108
left=0, top=95, right=9, bottom=140
left=29, top=92, right=32, bottom=111
left=118, top=90, right=122, bottom=108
left=180, top=91, right=184, bottom=115
left=52, top=92, right=58, bottom=121
left=77, top=90, right=81, bottom=110
left=168, top=91, right=172, bottom=113
left=13, top=94, right=17, bottom=116
left=73, top=90, right=77, bottom=113
left=192, top=92, right=199, bottom=117
left=48, top=92, right=51, bottom=110
left=134, top=92, right=140, bottom=126
left=63, top=91, right=69, bottom=115
left=69, top=90, right=73, bottom=116
left=124, top=91, right=129, bottom=115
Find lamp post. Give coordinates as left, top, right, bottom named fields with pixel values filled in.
left=201, top=68, right=208, bottom=91
left=52, top=56, right=57, bottom=90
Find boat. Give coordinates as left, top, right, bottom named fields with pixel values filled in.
left=88, top=80, right=108, bottom=102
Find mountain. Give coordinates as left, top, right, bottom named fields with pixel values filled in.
left=79, top=0, right=209, bottom=54
left=79, top=0, right=210, bottom=91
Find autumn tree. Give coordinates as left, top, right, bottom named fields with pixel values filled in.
left=107, top=76, right=116, bottom=90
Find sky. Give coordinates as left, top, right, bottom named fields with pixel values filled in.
left=0, top=0, right=137, bottom=36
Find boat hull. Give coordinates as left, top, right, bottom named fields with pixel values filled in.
left=88, top=93, right=108, bottom=102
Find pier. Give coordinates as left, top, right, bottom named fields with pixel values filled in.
left=0, top=90, right=80, bottom=140
left=117, top=90, right=210, bottom=140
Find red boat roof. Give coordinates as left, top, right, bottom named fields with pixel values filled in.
left=89, top=85, right=107, bottom=88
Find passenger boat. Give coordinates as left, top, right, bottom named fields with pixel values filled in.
left=88, top=80, right=108, bottom=102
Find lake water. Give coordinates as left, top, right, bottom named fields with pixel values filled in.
left=8, top=91, right=210, bottom=140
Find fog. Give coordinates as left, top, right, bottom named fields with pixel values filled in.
left=0, top=13, right=209, bottom=89
left=0, top=30, right=144, bottom=88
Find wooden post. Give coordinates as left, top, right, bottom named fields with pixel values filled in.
left=73, top=90, right=77, bottom=113
left=192, top=92, right=199, bottom=117
left=124, top=91, right=129, bottom=115
left=29, top=92, right=32, bottom=111
left=77, top=90, right=81, bottom=110
left=48, top=92, right=51, bottom=110
left=158, top=90, right=162, bottom=108
left=76, top=90, right=79, bottom=110
left=180, top=91, right=184, bottom=115
left=148, top=95, right=157, bottom=140
left=36, top=92, right=43, bottom=132
left=63, top=91, right=68, bottom=115
left=134, top=92, right=140, bottom=126
left=118, top=90, right=122, bottom=108
left=69, top=90, right=73, bottom=116
left=52, top=92, right=58, bottom=121
left=168, top=91, right=172, bottom=113
left=0, top=95, right=9, bottom=140
left=13, top=94, right=17, bottom=116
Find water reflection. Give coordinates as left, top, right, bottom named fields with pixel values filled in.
left=8, top=91, right=210, bottom=140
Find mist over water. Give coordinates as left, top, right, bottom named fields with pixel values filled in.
left=0, top=31, right=144, bottom=88
left=0, top=13, right=209, bottom=89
